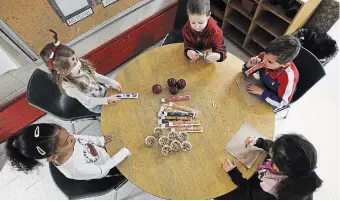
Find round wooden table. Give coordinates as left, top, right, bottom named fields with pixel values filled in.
left=102, top=43, right=275, bottom=200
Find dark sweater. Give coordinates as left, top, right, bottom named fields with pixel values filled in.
left=215, top=138, right=277, bottom=200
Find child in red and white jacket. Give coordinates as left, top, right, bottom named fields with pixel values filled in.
left=243, top=35, right=300, bottom=109
left=182, top=0, right=227, bottom=63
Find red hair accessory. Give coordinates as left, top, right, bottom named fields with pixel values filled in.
left=48, top=29, right=60, bottom=69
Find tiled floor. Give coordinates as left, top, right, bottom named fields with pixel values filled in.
left=0, top=23, right=339, bottom=199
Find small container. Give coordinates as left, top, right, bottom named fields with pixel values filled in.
left=177, top=132, right=189, bottom=142
left=145, top=136, right=157, bottom=147
left=181, top=141, right=192, bottom=152
left=161, top=145, right=172, bottom=156
left=159, top=136, right=170, bottom=146
left=153, top=127, right=163, bottom=138
left=170, top=140, right=181, bottom=152
left=168, top=131, right=178, bottom=140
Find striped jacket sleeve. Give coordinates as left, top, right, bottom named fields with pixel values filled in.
left=260, top=68, right=296, bottom=109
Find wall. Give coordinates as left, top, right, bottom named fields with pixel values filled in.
left=0, top=0, right=142, bottom=54
left=0, top=0, right=177, bottom=106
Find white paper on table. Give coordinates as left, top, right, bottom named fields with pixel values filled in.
left=225, top=123, right=266, bottom=169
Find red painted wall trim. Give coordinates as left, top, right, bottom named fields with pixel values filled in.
left=0, top=3, right=177, bottom=142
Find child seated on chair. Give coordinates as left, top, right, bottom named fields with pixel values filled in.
left=6, top=123, right=131, bottom=180
left=40, top=30, right=122, bottom=114
left=243, top=35, right=300, bottom=109
left=216, top=134, right=322, bottom=200
left=182, top=0, right=227, bottom=63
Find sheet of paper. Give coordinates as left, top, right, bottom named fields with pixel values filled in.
left=236, top=75, right=263, bottom=106
left=225, top=123, right=266, bottom=169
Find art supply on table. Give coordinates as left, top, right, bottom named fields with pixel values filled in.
left=169, top=120, right=200, bottom=126
left=175, top=126, right=203, bottom=133
left=163, top=111, right=194, bottom=117
left=161, top=124, right=193, bottom=129
left=245, top=62, right=265, bottom=76
left=168, top=102, right=199, bottom=117
left=161, top=95, right=191, bottom=103
left=116, top=93, right=139, bottom=99
left=195, top=50, right=207, bottom=59
left=225, top=123, right=267, bottom=168
left=158, top=119, right=200, bottom=125
left=161, top=115, right=193, bottom=121
left=145, top=94, right=203, bottom=156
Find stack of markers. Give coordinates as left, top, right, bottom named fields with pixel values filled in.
left=157, top=95, right=203, bottom=133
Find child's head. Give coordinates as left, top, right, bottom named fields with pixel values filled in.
left=263, top=35, right=301, bottom=70
left=271, top=134, right=322, bottom=199
left=40, top=30, right=96, bottom=92
left=187, top=0, right=211, bottom=32
left=6, top=123, right=75, bottom=172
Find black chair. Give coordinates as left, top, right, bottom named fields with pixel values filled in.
left=162, top=0, right=189, bottom=45
left=27, top=69, right=100, bottom=134
left=275, top=46, right=326, bottom=118
left=49, top=163, right=127, bottom=199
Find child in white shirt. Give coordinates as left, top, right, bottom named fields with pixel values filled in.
left=6, top=123, right=131, bottom=180
left=40, top=30, right=122, bottom=113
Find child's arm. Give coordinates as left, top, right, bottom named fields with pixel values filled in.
left=64, top=86, right=108, bottom=108
left=223, top=159, right=249, bottom=187
left=228, top=168, right=249, bottom=187
left=260, top=73, right=295, bottom=109
left=182, top=24, right=197, bottom=58
left=254, top=138, right=274, bottom=152
left=246, top=137, right=274, bottom=152
left=242, top=53, right=264, bottom=74
left=73, top=135, right=105, bottom=147
left=211, top=30, right=227, bottom=62
left=94, top=73, right=121, bottom=91
left=71, top=148, right=131, bottom=180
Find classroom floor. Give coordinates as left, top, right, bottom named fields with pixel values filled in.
left=0, top=23, right=339, bottom=199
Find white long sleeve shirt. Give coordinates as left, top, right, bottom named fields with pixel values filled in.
left=55, top=135, right=131, bottom=180
left=62, top=69, right=119, bottom=109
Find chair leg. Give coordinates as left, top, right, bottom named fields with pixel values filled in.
left=113, top=190, right=118, bottom=200
left=283, top=106, right=291, bottom=119
left=70, top=121, right=76, bottom=134
left=161, top=33, right=169, bottom=46
left=121, top=188, right=145, bottom=200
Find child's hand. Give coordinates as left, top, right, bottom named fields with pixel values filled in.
left=112, top=80, right=123, bottom=92
left=246, top=57, right=262, bottom=68
left=103, top=136, right=113, bottom=145
left=205, top=52, right=220, bottom=63
left=187, top=50, right=199, bottom=62
left=247, top=85, right=264, bottom=95
left=223, top=159, right=236, bottom=173
left=244, top=137, right=259, bottom=148
left=107, top=94, right=121, bottom=104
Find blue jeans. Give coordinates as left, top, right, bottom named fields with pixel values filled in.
left=88, top=105, right=102, bottom=114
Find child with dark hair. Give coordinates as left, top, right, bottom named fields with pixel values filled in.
left=182, top=0, right=227, bottom=63
left=244, top=35, right=300, bottom=109
left=6, top=123, right=131, bottom=180
left=216, top=134, right=322, bottom=200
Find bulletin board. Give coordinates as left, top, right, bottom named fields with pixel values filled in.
left=0, top=0, right=141, bottom=55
